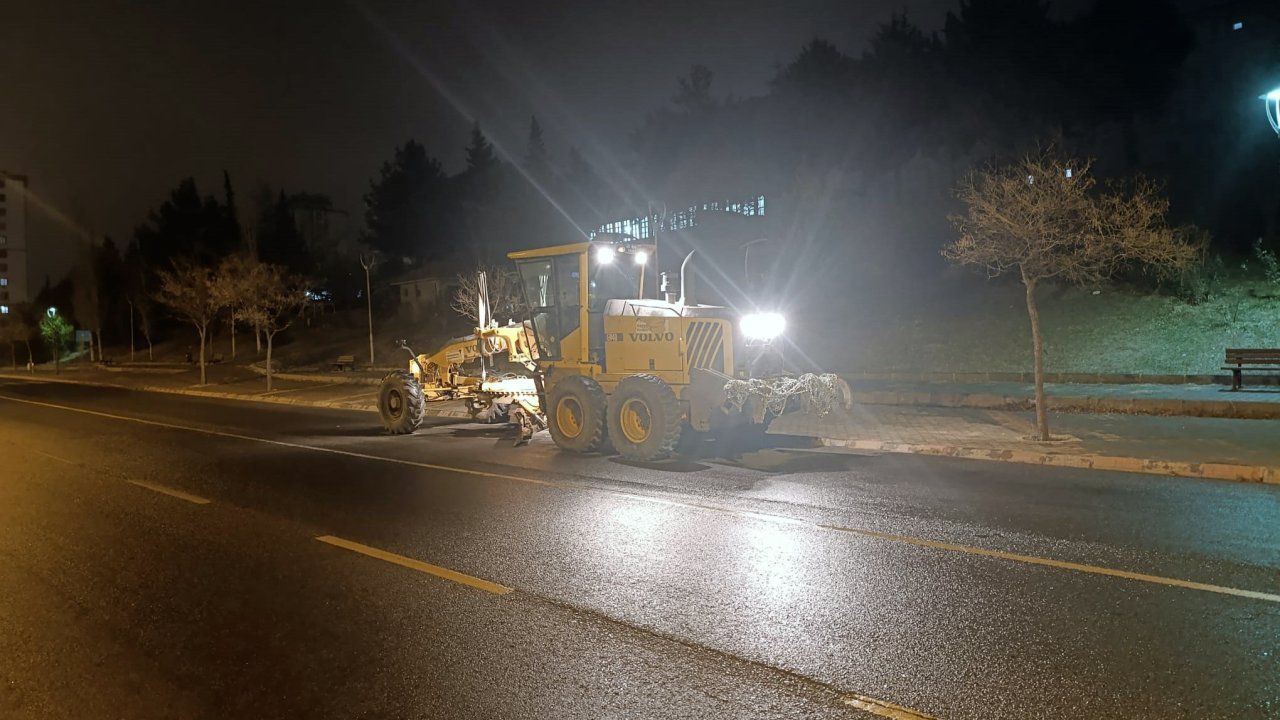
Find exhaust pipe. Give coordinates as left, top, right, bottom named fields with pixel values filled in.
left=678, top=250, right=696, bottom=306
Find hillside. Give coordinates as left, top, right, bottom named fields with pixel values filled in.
left=803, top=277, right=1280, bottom=375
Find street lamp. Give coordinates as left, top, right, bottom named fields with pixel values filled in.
left=359, top=253, right=376, bottom=367
left=46, top=307, right=57, bottom=318
left=1262, top=88, right=1280, bottom=136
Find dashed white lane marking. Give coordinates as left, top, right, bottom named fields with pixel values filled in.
left=4, top=392, right=1278, bottom=605
left=28, top=447, right=76, bottom=465
left=126, top=479, right=212, bottom=505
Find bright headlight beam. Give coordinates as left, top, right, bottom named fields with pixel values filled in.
left=634, top=250, right=648, bottom=265
left=741, top=312, right=785, bottom=341
left=596, top=246, right=615, bottom=264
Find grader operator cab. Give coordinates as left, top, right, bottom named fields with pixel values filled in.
left=376, top=235, right=846, bottom=461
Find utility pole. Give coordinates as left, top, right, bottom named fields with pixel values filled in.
left=360, top=253, right=376, bottom=367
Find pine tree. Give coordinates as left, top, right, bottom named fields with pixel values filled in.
left=523, top=116, right=552, bottom=184
left=465, top=121, right=498, bottom=173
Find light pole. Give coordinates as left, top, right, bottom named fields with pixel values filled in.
left=359, top=253, right=376, bottom=368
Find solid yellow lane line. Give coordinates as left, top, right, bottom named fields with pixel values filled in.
left=316, top=535, right=512, bottom=595
left=824, top=524, right=1280, bottom=604
left=3, top=392, right=1277, bottom=605
left=126, top=479, right=212, bottom=505
left=843, top=693, right=939, bottom=720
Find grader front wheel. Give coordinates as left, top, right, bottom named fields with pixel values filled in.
left=608, top=374, right=682, bottom=462
left=379, top=371, right=426, bottom=434
left=547, top=376, right=610, bottom=453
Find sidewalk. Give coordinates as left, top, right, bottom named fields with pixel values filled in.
left=771, top=404, right=1280, bottom=484
left=849, top=378, right=1280, bottom=420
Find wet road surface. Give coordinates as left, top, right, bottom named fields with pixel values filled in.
left=1, top=378, right=1277, bottom=719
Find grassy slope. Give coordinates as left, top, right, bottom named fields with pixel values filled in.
left=806, top=278, right=1280, bottom=375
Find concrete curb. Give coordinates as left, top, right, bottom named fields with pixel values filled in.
left=6, top=373, right=1276, bottom=484
left=851, top=389, right=1280, bottom=420
left=817, top=437, right=1280, bottom=484
left=0, top=372, right=479, bottom=419
left=246, top=364, right=384, bottom=386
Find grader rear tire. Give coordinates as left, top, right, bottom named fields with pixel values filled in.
left=608, top=374, right=682, bottom=462
left=379, top=371, right=426, bottom=434
left=547, top=375, right=610, bottom=453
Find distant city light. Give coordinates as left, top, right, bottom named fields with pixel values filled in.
left=1233, top=21, right=1243, bottom=31
left=0, top=305, right=8, bottom=315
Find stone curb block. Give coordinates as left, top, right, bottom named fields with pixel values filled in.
left=818, top=438, right=1280, bottom=485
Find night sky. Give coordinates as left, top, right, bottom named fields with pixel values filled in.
left=4, top=0, right=1107, bottom=284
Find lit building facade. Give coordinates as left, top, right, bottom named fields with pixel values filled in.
left=0, top=172, right=29, bottom=315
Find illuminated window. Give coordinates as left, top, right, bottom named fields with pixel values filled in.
left=0, top=235, right=6, bottom=244
left=0, top=278, right=7, bottom=286
left=0, top=306, right=8, bottom=315
left=1233, top=21, right=1243, bottom=30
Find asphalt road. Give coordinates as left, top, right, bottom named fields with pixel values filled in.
left=1, top=378, right=1277, bottom=720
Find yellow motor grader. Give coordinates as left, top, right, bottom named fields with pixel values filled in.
left=376, top=236, right=847, bottom=461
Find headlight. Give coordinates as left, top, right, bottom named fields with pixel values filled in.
left=740, top=312, right=785, bottom=341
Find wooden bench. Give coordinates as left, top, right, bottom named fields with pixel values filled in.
left=331, top=354, right=356, bottom=372
left=1222, top=348, right=1280, bottom=390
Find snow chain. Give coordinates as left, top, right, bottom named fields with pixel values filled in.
left=724, top=373, right=848, bottom=421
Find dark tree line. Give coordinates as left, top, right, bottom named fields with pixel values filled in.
left=362, top=119, right=612, bottom=272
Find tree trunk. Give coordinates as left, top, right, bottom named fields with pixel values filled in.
left=265, top=332, right=274, bottom=392
left=255, top=322, right=262, bottom=353
left=198, top=325, right=207, bottom=385
left=10, top=342, right=15, bottom=370
left=129, top=301, right=135, bottom=362
left=1022, top=272, right=1050, bottom=441
left=230, top=315, right=237, bottom=361
left=146, top=336, right=153, bottom=361
left=25, top=340, right=33, bottom=372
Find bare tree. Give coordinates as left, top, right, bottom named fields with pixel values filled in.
left=134, top=295, right=155, bottom=361
left=451, top=266, right=526, bottom=326
left=239, top=264, right=306, bottom=391
left=214, top=253, right=268, bottom=361
left=0, top=314, right=31, bottom=370
left=155, top=258, right=225, bottom=385
left=944, top=148, right=1197, bottom=441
